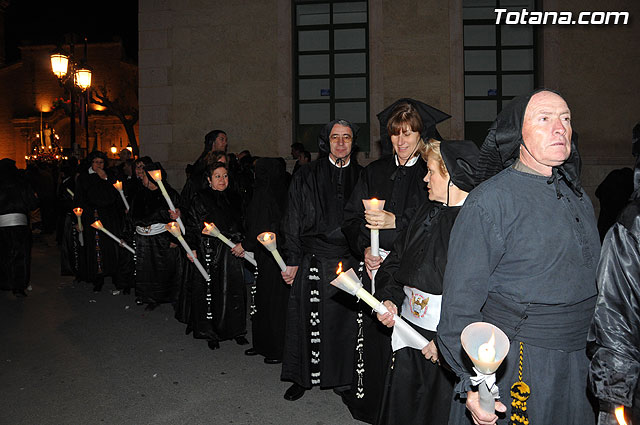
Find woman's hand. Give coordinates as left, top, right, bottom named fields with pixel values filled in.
left=281, top=266, right=298, bottom=285
left=231, top=243, right=245, bottom=257
left=365, top=209, right=396, bottom=230
left=421, top=340, right=439, bottom=364
left=364, top=246, right=383, bottom=279
left=169, top=208, right=181, bottom=220
left=376, top=300, right=397, bottom=327
left=465, top=391, right=506, bottom=425
left=187, top=250, right=197, bottom=262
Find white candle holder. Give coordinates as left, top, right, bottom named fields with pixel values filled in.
left=90, top=220, right=135, bottom=254
left=165, top=221, right=210, bottom=281
left=257, top=231, right=287, bottom=272
left=113, top=180, right=130, bottom=210
left=202, top=222, right=257, bottom=267
left=460, top=322, right=510, bottom=413
left=330, top=264, right=429, bottom=350
left=149, top=170, right=185, bottom=234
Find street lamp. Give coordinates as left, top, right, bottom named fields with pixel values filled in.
left=50, top=36, right=92, bottom=157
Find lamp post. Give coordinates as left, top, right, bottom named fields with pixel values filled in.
left=50, top=35, right=92, bottom=157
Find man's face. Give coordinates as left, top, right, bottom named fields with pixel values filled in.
left=213, top=133, right=228, bottom=151
left=329, top=124, right=353, bottom=161
left=521, top=91, right=572, bottom=171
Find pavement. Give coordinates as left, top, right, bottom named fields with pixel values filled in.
left=0, top=234, right=363, bottom=425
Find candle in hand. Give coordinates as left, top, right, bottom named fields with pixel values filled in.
left=203, top=222, right=257, bottom=267
left=73, top=207, right=83, bottom=231
left=149, top=169, right=185, bottom=234
left=90, top=220, right=135, bottom=254
left=257, top=232, right=287, bottom=272
left=113, top=180, right=130, bottom=210
left=166, top=221, right=210, bottom=281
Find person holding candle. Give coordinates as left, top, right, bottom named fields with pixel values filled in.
left=126, top=162, right=183, bottom=310
left=372, top=139, right=479, bottom=425
left=437, top=90, right=600, bottom=425
left=182, top=161, right=249, bottom=350
left=340, top=99, right=450, bottom=423
left=181, top=130, right=228, bottom=209
left=242, top=157, right=290, bottom=364
left=74, top=151, right=128, bottom=293
left=280, top=119, right=362, bottom=402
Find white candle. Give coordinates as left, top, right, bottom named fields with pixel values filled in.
left=202, top=222, right=257, bottom=267
left=149, top=170, right=185, bottom=234
left=477, top=333, right=496, bottom=363
left=66, top=188, right=75, bottom=197
left=73, top=207, right=84, bottom=246
left=362, top=198, right=386, bottom=290
left=113, top=181, right=130, bottom=210
left=257, top=232, right=287, bottom=272
left=166, top=222, right=210, bottom=281
left=330, top=265, right=430, bottom=350
left=91, top=220, right=135, bottom=254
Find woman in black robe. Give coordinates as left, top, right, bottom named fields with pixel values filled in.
left=242, top=157, right=290, bottom=363
left=183, top=161, right=249, bottom=350
left=374, top=139, right=479, bottom=425
left=74, top=151, right=126, bottom=293
left=340, top=99, right=450, bottom=423
left=127, top=162, right=183, bottom=310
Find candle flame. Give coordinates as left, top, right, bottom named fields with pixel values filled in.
left=149, top=170, right=162, bottom=182
left=488, top=330, right=495, bottom=348
left=91, top=220, right=103, bottom=229
left=73, top=207, right=83, bottom=216
left=165, top=221, right=181, bottom=236
left=336, top=262, right=343, bottom=275
left=616, top=406, right=628, bottom=425
left=113, top=180, right=123, bottom=191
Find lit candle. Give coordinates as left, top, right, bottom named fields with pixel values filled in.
left=165, top=221, right=210, bottom=281
left=202, top=222, right=257, bottom=267
left=362, top=198, right=386, bottom=290
left=113, top=180, right=130, bottom=211
left=148, top=169, right=185, bottom=234
left=91, top=220, right=135, bottom=254
left=257, top=232, right=287, bottom=272
left=616, top=406, right=628, bottom=425
left=330, top=263, right=429, bottom=350
left=73, top=207, right=84, bottom=246
left=477, top=332, right=496, bottom=363
left=66, top=188, right=75, bottom=197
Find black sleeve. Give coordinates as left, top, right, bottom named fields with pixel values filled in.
left=281, top=169, right=306, bottom=266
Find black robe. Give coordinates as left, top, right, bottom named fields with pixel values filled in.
left=374, top=202, right=458, bottom=425
left=74, top=168, right=127, bottom=289
left=0, top=167, right=38, bottom=292
left=340, top=155, right=429, bottom=423
left=281, top=156, right=362, bottom=389
left=242, top=158, right=290, bottom=361
left=437, top=167, right=600, bottom=425
left=128, top=184, right=183, bottom=305
left=181, top=187, right=247, bottom=343
left=588, top=199, right=640, bottom=424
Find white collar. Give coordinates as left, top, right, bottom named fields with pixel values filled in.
left=88, top=167, right=96, bottom=174
left=329, top=155, right=351, bottom=168
left=395, top=155, right=419, bottom=167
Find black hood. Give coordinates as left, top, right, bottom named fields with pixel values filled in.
left=439, top=140, right=480, bottom=193
left=317, top=119, right=359, bottom=155
left=631, top=122, right=640, bottom=199
left=377, top=98, right=450, bottom=155
left=474, top=88, right=583, bottom=195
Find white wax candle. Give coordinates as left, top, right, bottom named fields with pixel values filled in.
left=92, top=223, right=135, bottom=254
left=477, top=333, right=496, bottom=363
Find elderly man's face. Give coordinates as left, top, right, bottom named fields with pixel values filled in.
left=520, top=91, right=572, bottom=174
left=329, top=124, right=353, bottom=161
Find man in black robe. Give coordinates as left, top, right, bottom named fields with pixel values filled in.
left=588, top=122, right=640, bottom=425
left=280, top=119, right=362, bottom=401
left=0, top=159, right=38, bottom=297
left=437, top=89, right=600, bottom=425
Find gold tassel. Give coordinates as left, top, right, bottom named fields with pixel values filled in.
left=510, top=341, right=530, bottom=425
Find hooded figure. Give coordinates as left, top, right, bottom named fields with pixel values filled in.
left=340, top=99, right=449, bottom=423
left=280, top=118, right=362, bottom=401
left=0, top=159, right=38, bottom=296
left=241, top=157, right=291, bottom=362
left=588, top=121, right=640, bottom=425
left=437, top=89, right=600, bottom=425
left=373, top=139, right=479, bottom=425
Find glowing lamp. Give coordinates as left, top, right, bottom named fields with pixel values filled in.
left=51, top=53, right=69, bottom=78
left=74, top=67, right=92, bottom=90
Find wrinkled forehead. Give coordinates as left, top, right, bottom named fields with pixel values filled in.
left=524, top=91, right=570, bottom=119
left=330, top=124, right=353, bottom=137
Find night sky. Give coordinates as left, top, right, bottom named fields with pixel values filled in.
left=4, top=0, right=138, bottom=63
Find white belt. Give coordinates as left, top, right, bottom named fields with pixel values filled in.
left=400, top=286, right=442, bottom=332
left=0, top=213, right=27, bottom=227
left=136, top=223, right=167, bottom=236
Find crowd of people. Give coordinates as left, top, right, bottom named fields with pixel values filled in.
left=1, top=90, right=639, bottom=425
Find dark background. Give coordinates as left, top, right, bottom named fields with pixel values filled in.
left=4, top=0, right=138, bottom=63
